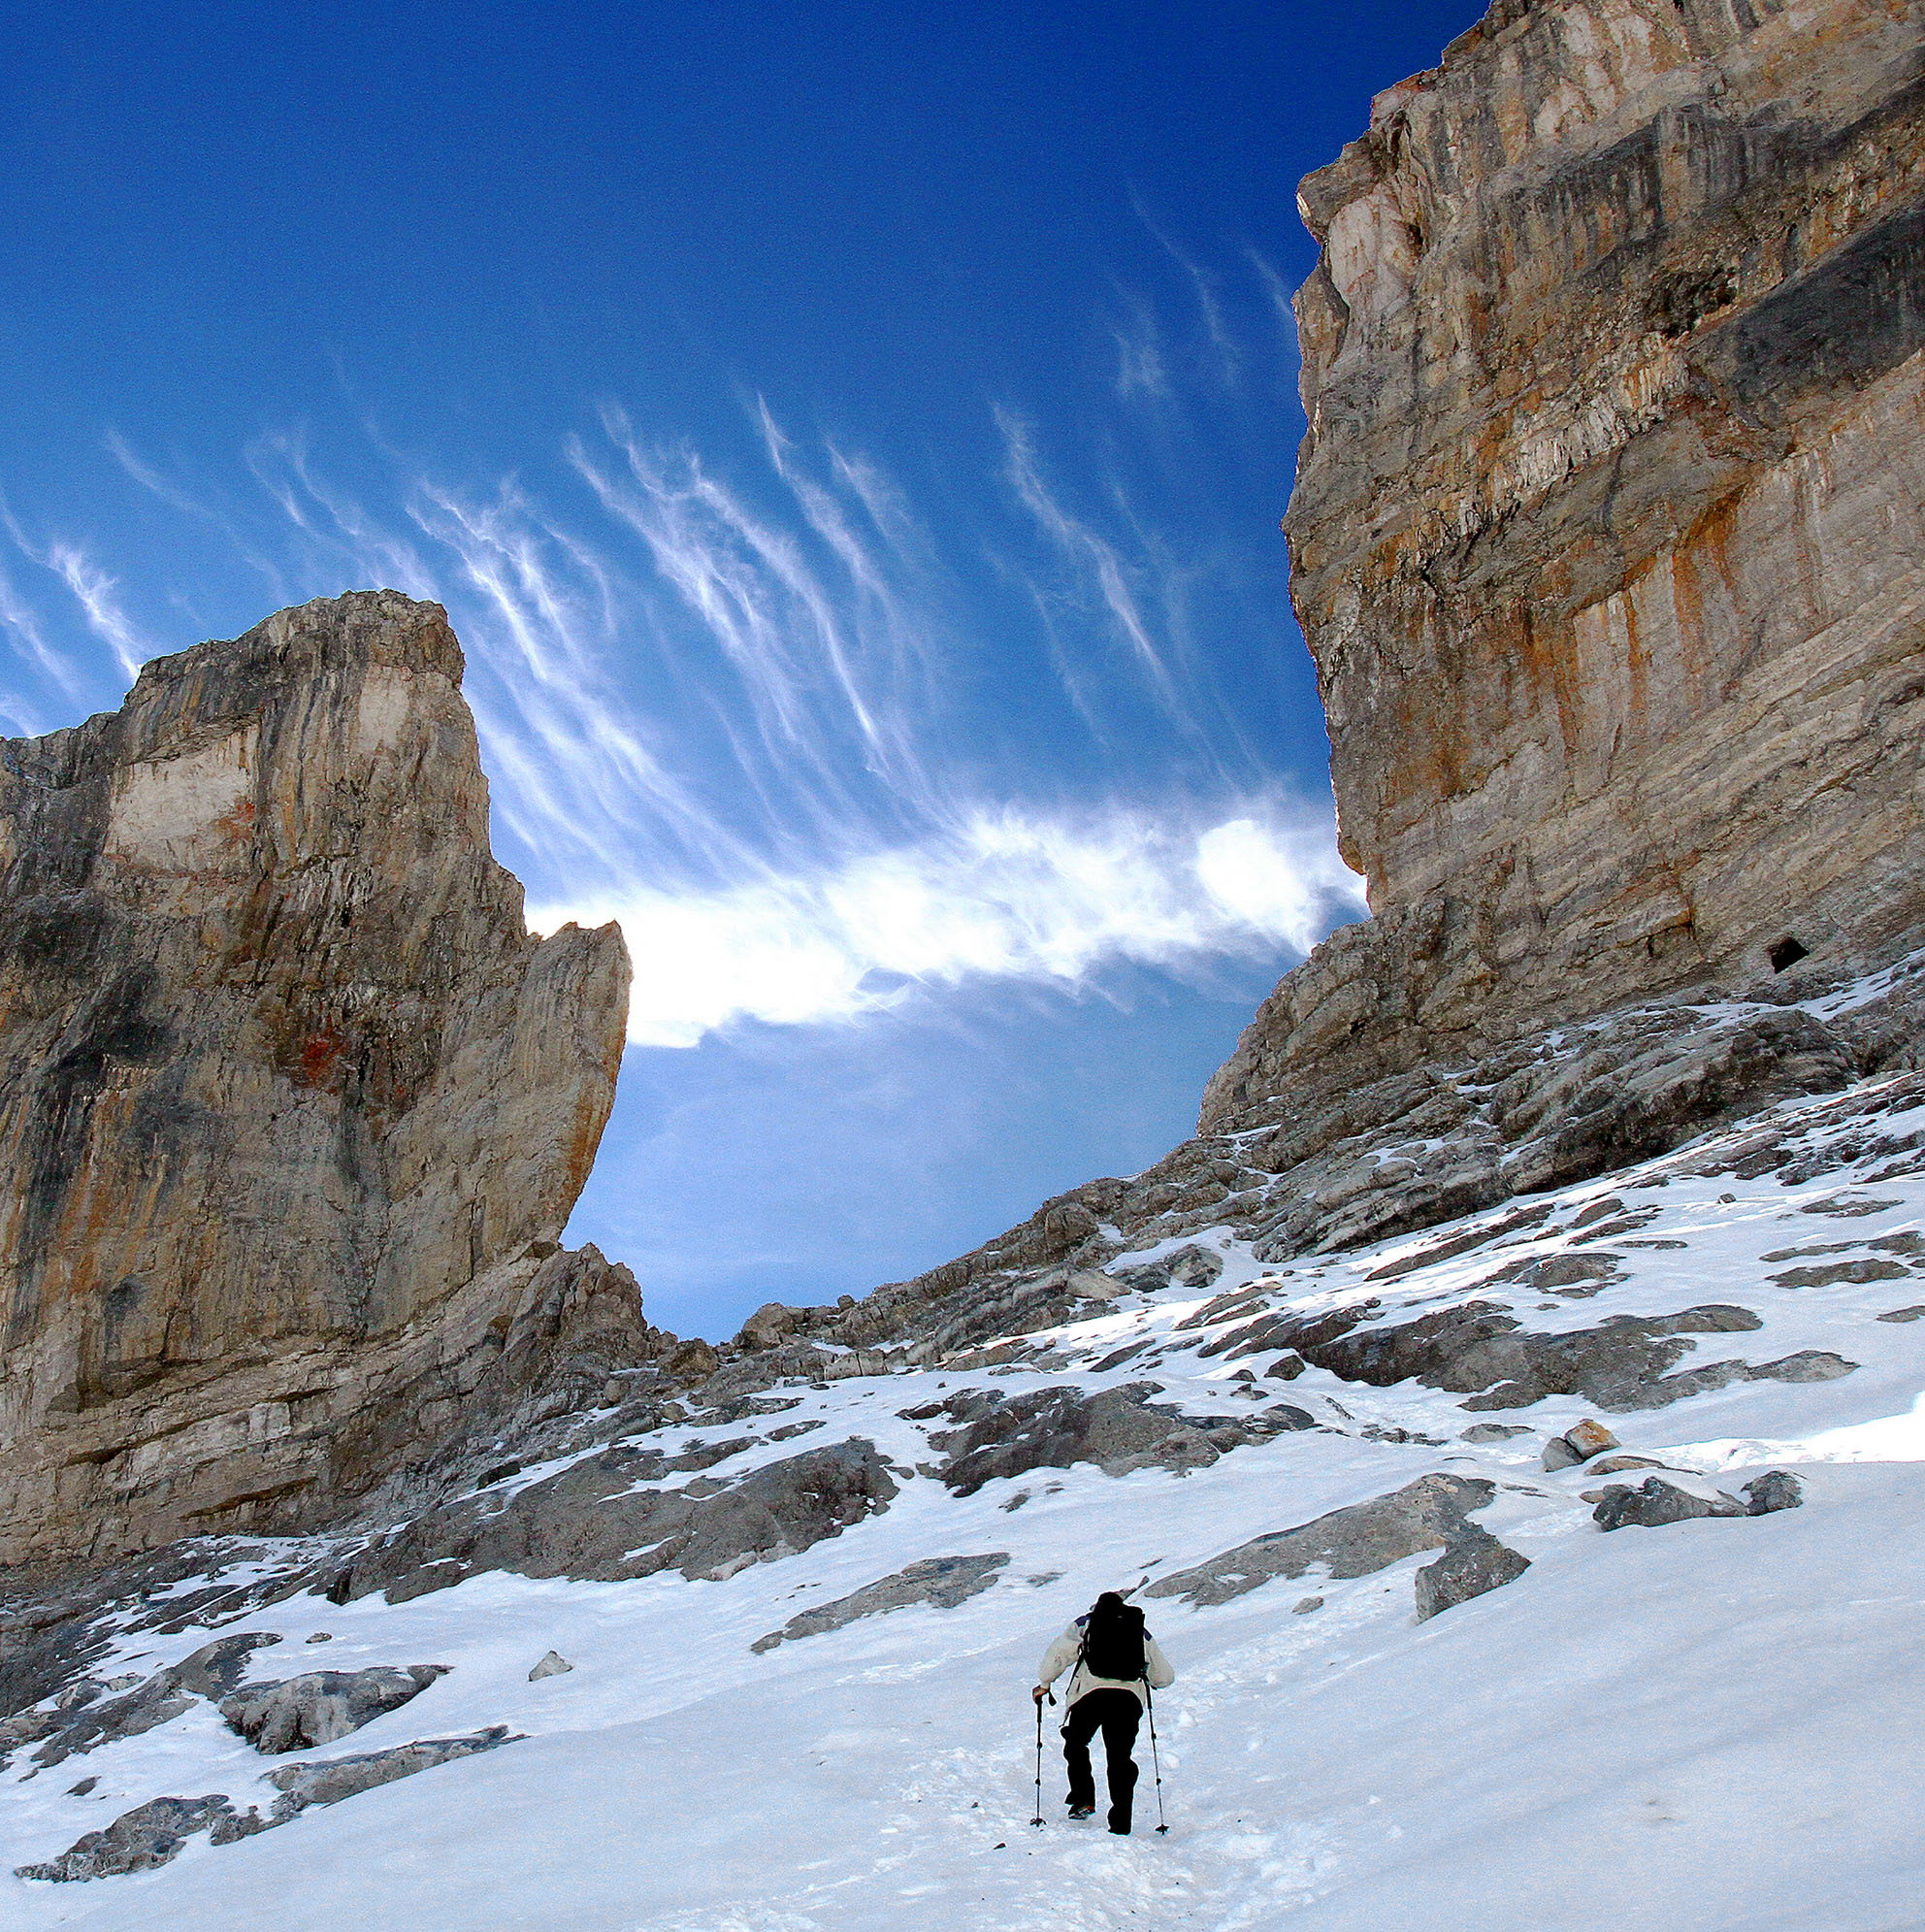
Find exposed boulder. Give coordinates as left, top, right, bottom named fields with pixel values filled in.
left=1544, top=1419, right=1620, bottom=1468
left=529, top=1652, right=573, bottom=1681
left=220, top=1664, right=448, bottom=1753
left=1147, top=1474, right=1496, bottom=1608
left=1593, top=1479, right=1747, bottom=1531
left=330, top=1438, right=899, bottom=1602
left=931, top=1385, right=1224, bottom=1496
left=1743, top=1471, right=1806, bottom=1516
left=30, top=1632, right=281, bottom=1769
left=1107, top=1245, right=1224, bottom=1293
left=1258, top=1297, right=1853, bottom=1415
left=1414, top=1529, right=1531, bottom=1622
left=16, top=1794, right=239, bottom=1882
left=752, top=1554, right=1011, bottom=1653
left=261, top=1726, right=516, bottom=1819
left=16, top=1726, right=519, bottom=1881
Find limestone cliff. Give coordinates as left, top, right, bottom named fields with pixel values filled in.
left=0, top=592, right=641, bottom=1563
left=1224, top=0, right=1925, bottom=1106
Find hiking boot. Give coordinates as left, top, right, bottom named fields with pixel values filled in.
left=1108, top=1822, right=1131, bottom=1835
left=1066, top=1805, right=1094, bottom=1820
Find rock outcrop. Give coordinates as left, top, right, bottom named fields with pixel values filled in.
left=0, top=591, right=638, bottom=1563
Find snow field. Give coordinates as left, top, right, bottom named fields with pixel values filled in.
left=12, top=1072, right=1925, bottom=1928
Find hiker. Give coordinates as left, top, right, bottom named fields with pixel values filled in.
left=1032, top=1591, right=1174, bottom=1835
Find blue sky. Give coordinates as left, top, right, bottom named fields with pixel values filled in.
left=0, top=0, right=1485, bottom=1337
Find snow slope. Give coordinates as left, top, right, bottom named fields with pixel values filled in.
left=12, top=1057, right=1925, bottom=1929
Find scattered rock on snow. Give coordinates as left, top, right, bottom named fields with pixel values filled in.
left=263, top=1727, right=518, bottom=1820
left=220, top=1666, right=449, bottom=1753
left=16, top=1726, right=522, bottom=1882
left=751, top=1554, right=1011, bottom=1652
left=1565, top=1419, right=1620, bottom=1459
left=1146, top=1474, right=1496, bottom=1607
left=30, top=1633, right=283, bottom=1769
left=1292, top=1596, right=1324, bottom=1614
left=1592, top=1478, right=1746, bottom=1530
left=1261, top=1296, right=1854, bottom=1413
left=1876, top=1305, right=1925, bottom=1323
left=16, top=1795, right=239, bottom=1882
left=328, top=1438, right=899, bottom=1600
left=1460, top=1424, right=1531, bottom=1443
left=529, top=1652, right=573, bottom=1681
left=1414, top=1527, right=1532, bottom=1621
left=1587, top=1455, right=1671, bottom=1475
left=1543, top=1418, right=1619, bottom=1468
left=1743, top=1470, right=1805, bottom=1515
left=933, top=1385, right=1224, bottom=1495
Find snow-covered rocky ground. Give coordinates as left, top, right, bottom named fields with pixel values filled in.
left=12, top=1054, right=1925, bottom=1929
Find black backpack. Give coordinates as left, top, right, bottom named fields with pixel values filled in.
left=1078, top=1595, right=1147, bottom=1682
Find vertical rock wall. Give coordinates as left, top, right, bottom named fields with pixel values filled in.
left=0, top=592, right=638, bottom=1562
left=1208, top=0, right=1925, bottom=1123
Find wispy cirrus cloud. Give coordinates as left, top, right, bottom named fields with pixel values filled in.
left=536, top=801, right=1360, bottom=1047
left=0, top=241, right=1350, bottom=1048
left=995, top=405, right=1194, bottom=735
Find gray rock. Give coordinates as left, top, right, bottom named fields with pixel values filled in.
left=933, top=1384, right=1224, bottom=1495
left=16, top=1794, right=239, bottom=1882
left=1592, top=1478, right=1746, bottom=1530
left=529, top=1652, right=573, bottom=1681
left=219, top=1665, right=448, bottom=1753
left=32, top=1633, right=282, bottom=1768
left=752, top=1554, right=1010, bottom=1652
left=1876, top=1305, right=1925, bottom=1323
left=1771, top=1259, right=1909, bottom=1289
left=1760, top=1351, right=1858, bottom=1383
left=1291, top=1596, right=1324, bottom=1614
left=263, top=1726, right=517, bottom=1820
left=1460, top=1424, right=1531, bottom=1443
left=15, top=1727, right=519, bottom=1881
left=1414, top=1528, right=1532, bottom=1621
left=333, top=1438, right=898, bottom=1600
left=1743, top=1470, right=1805, bottom=1516
left=1147, top=1474, right=1496, bottom=1608
left=1541, top=1437, right=1583, bottom=1471
left=1108, top=1245, right=1224, bottom=1293
left=1257, top=1296, right=1850, bottom=1414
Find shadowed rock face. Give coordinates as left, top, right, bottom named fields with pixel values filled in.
left=0, top=591, right=636, bottom=1562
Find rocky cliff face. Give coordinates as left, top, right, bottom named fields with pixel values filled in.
left=1249, top=0, right=1925, bottom=1097
left=0, top=592, right=641, bottom=1563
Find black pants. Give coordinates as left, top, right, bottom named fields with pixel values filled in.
left=1061, top=1689, right=1140, bottom=1830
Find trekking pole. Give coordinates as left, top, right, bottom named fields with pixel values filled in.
left=1143, top=1681, right=1169, bottom=1835
left=1028, top=1692, right=1043, bottom=1823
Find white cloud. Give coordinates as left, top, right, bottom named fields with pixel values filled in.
left=534, top=804, right=1364, bottom=1048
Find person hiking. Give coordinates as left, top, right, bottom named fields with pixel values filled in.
left=1032, top=1591, right=1174, bottom=1835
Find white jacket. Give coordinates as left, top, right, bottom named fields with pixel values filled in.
left=1036, top=1615, right=1175, bottom=1713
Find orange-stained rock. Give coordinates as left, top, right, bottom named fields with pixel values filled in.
left=0, top=591, right=636, bottom=1562
left=1228, top=0, right=1925, bottom=1107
